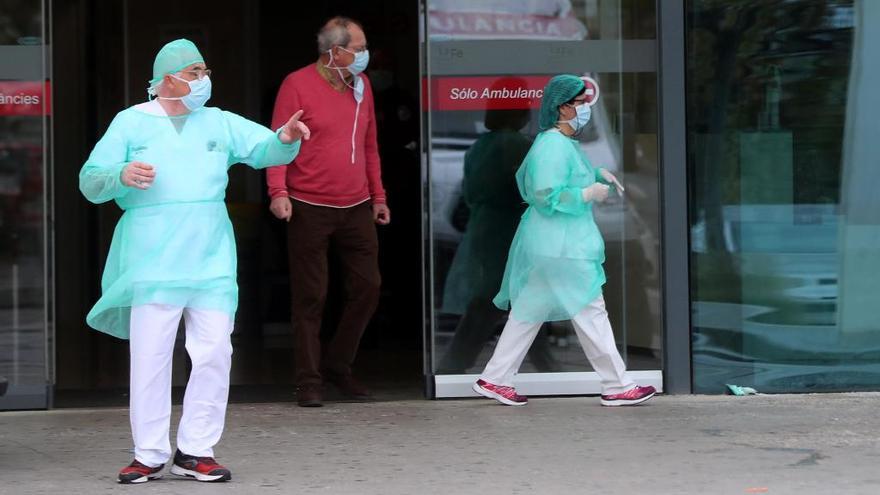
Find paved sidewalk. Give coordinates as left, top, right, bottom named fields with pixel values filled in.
left=1, top=393, right=879, bottom=494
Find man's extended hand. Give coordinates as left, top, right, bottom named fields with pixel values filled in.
left=279, top=110, right=311, bottom=144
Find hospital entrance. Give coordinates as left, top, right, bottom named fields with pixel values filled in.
left=33, top=0, right=665, bottom=409
left=52, top=0, right=424, bottom=405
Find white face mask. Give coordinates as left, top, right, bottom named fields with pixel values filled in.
left=559, top=103, right=591, bottom=132
left=158, top=74, right=212, bottom=111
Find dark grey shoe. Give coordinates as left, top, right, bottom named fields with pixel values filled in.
left=323, top=370, right=373, bottom=401
left=296, top=383, right=324, bottom=407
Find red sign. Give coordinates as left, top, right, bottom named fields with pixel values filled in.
left=425, top=75, right=600, bottom=111
left=0, top=81, right=51, bottom=116
left=427, top=76, right=551, bottom=111
left=429, top=12, right=587, bottom=40
left=582, top=76, right=600, bottom=106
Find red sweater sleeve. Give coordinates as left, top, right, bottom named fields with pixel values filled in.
left=266, top=75, right=300, bottom=199
left=363, top=79, right=387, bottom=204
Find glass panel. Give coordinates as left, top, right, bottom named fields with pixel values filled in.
left=688, top=0, right=880, bottom=392
left=427, top=0, right=662, bottom=376
left=0, top=0, right=50, bottom=409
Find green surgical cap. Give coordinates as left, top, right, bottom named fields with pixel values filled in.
left=539, top=74, right=586, bottom=131
left=150, top=39, right=204, bottom=85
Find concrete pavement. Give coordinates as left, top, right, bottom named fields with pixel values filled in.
left=1, top=393, right=879, bottom=494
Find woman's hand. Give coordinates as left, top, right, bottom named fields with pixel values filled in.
left=581, top=183, right=610, bottom=203
left=599, top=168, right=625, bottom=193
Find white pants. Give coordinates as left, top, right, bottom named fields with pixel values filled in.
left=480, top=296, right=635, bottom=395
left=129, top=304, right=234, bottom=467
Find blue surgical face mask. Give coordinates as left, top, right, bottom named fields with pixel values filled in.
left=325, top=47, right=370, bottom=76
left=343, top=48, right=370, bottom=75
left=560, top=103, right=591, bottom=132
left=163, top=74, right=212, bottom=111
left=325, top=48, right=369, bottom=102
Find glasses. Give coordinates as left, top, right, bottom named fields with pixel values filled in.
left=178, top=68, right=212, bottom=80
left=339, top=45, right=368, bottom=54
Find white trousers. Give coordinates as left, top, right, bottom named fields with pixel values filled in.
left=480, top=296, right=635, bottom=395
left=129, top=304, right=234, bottom=467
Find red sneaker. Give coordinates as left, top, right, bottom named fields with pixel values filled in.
left=473, top=379, right=528, bottom=406
left=118, top=459, right=164, bottom=484
left=600, top=385, right=656, bottom=407
left=170, top=449, right=231, bottom=482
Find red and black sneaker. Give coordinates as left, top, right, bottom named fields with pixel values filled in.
left=472, top=378, right=528, bottom=406
left=170, top=449, right=231, bottom=482
left=118, top=459, right=164, bottom=484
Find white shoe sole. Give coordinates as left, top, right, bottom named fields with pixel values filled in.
left=170, top=464, right=230, bottom=482
left=472, top=382, right=527, bottom=406
left=600, top=391, right=655, bottom=407
left=119, top=473, right=162, bottom=484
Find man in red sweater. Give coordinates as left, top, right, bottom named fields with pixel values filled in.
left=267, top=16, right=390, bottom=407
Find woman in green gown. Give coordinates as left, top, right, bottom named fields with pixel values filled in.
left=472, top=74, right=656, bottom=407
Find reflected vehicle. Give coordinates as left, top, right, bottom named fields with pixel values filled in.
left=0, top=137, right=45, bottom=310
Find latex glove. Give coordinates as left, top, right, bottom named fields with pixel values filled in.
left=599, top=168, right=625, bottom=192
left=581, top=183, right=610, bottom=203
left=120, top=161, right=155, bottom=190
left=269, top=196, right=293, bottom=222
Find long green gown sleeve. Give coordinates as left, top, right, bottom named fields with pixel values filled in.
left=79, top=113, right=132, bottom=204
left=222, top=110, right=301, bottom=169
left=519, top=133, right=590, bottom=216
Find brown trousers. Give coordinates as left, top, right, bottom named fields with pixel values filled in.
left=287, top=200, right=381, bottom=386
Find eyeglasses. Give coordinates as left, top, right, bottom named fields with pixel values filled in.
left=339, top=45, right=368, bottom=55
left=178, top=68, right=212, bottom=80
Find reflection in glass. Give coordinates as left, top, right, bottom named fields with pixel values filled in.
left=428, top=0, right=662, bottom=376
left=427, top=0, right=656, bottom=41
left=0, top=1, right=49, bottom=408
left=438, top=95, right=556, bottom=373
left=688, top=0, right=880, bottom=393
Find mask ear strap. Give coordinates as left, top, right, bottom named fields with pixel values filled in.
left=324, top=46, right=346, bottom=69
left=324, top=48, right=335, bottom=68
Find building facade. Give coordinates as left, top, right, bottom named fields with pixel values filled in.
left=1, top=0, right=877, bottom=410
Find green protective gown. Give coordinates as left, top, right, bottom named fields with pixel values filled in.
left=79, top=102, right=300, bottom=339
left=493, top=128, right=611, bottom=323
